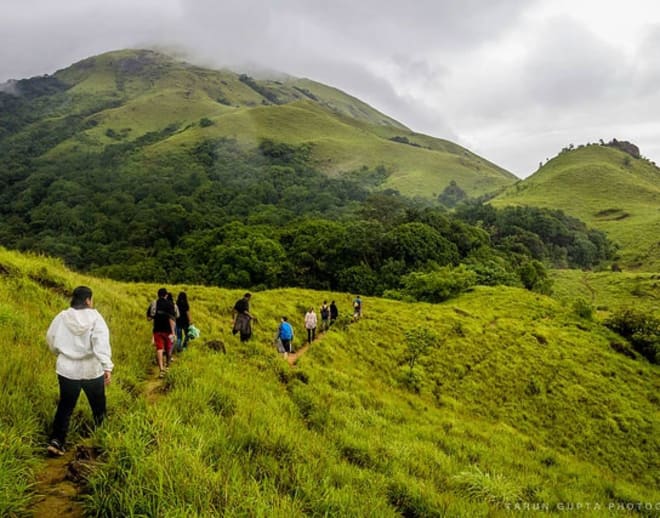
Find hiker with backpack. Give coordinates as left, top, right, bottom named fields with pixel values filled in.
left=320, top=300, right=330, bottom=332
left=46, top=286, right=113, bottom=457
left=276, top=316, right=294, bottom=358
left=352, top=295, right=363, bottom=321
left=232, top=293, right=255, bottom=342
left=147, top=288, right=176, bottom=377
left=304, top=307, right=317, bottom=343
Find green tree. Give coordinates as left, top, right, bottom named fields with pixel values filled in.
left=398, top=265, right=477, bottom=303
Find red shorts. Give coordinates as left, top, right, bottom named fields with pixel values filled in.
left=153, top=332, right=170, bottom=351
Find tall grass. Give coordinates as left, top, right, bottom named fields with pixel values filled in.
left=0, top=247, right=658, bottom=516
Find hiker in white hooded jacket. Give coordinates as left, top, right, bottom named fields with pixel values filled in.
left=46, top=286, right=113, bottom=456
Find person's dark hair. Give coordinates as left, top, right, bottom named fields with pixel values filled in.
left=282, top=316, right=288, bottom=322
left=166, top=292, right=174, bottom=302
left=158, top=288, right=167, bottom=298
left=177, top=292, right=188, bottom=305
left=244, top=292, right=251, bottom=299
left=71, top=286, right=92, bottom=309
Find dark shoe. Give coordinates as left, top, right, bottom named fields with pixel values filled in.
left=47, top=439, right=65, bottom=457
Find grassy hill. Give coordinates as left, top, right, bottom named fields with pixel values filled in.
left=1, top=247, right=658, bottom=516
left=1, top=48, right=516, bottom=199
left=491, top=144, right=660, bottom=271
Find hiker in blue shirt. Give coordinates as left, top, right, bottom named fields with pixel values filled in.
left=277, top=316, right=294, bottom=358
left=352, top=295, right=363, bottom=321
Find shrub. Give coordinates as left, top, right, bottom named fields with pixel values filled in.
left=517, top=260, right=552, bottom=294
left=398, top=265, right=477, bottom=303
left=404, top=327, right=439, bottom=371
left=604, top=309, right=660, bottom=364
left=572, top=299, right=594, bottom=320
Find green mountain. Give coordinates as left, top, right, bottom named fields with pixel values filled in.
left=1, top=48, right=515, bottom=199
left=491, top=143, right=660, bottom=271
left=1, top=247, right=658, bottom=516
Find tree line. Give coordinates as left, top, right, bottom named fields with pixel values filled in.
left=0, top=134, right=615, bottom=301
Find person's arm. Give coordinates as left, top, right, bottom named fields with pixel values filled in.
left=46, top=315, right=60, bottom=354
left=91, top=314, right=114, bottom=376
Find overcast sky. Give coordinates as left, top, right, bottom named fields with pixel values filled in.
left=3, top=0, right=660, bottom=178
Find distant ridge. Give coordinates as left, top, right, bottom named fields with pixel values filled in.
left=492, top=142, right=660, bottom=270
left=0, top=48, right=516, bottom=199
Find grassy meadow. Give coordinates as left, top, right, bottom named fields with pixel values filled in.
left=1, top=247, right=658, bottom=517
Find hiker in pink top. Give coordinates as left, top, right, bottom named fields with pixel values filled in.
left=304, top=307, right=317, bottom=343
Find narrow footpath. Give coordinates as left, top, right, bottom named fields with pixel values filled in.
left=29, top=315, right=360, bottom=516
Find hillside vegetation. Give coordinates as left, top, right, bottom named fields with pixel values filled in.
left=492, top=144, right=660, bottom=271
left=0, top=48, right=515, bottom=201
left=1, top=248, right=658, bottom=516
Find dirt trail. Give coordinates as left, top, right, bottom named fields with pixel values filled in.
left=580, top=272, right=597, bottom=304
left=31, top=449, right=85, bottom=518
left=286, top=323, right=339, bottom=366
left=30, top=365, right=168, bottom=517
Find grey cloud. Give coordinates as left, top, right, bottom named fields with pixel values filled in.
left=521, top=17, right=630, bottom=107
left=2, top=0, right=660, bottom=177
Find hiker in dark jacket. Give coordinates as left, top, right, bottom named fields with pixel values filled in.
left=320, top=300, right=330, bottom=331
left=232, top=293, right=254, bottom=342
left=147, top=288, right=176, bottom=377
left=330, top=300, right=338, bottom=326
left=175, top=291, right=192, bottom=352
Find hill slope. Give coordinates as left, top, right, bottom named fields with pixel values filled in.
left=0, top=48, right=515, bottom=199
left=1, top=248, right=657, bottom=516
left=491, top=144, right=660, bottom=271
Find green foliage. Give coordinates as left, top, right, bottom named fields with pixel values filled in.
left=572, top=298, right=594, bottom=320
left=395, top=265, right=477, bottom=303
left=404, top=327, right=440, bottom=371
left=238, top=74, right=281, bottom=104
left=456, top=203, right=615, bottom=269
left=604, top=308, right=660, bottom=363
left=438, top=179, right=468, bottom=208
left=518, top=260, right=553, bottom=294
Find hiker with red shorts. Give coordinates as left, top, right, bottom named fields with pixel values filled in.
left=147, top=288, right=176, bottom=377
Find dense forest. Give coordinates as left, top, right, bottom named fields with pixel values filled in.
left=0, top=114, right=615, bottom=299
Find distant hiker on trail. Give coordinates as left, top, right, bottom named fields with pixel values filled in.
left=352, top=295, right=363, bottom=321
left=46, top=286, right=113, bottom=457
left=304, top=307, right=317, bottom=343
left=147, top=288, right=176, bottom=377
left=330, top=300, right=338, bottom=326
left=232, top=293, right=255, bottom=342
left=320, top=300, right=330, bottom=331
left=277, top=316, right=294, bottom=358
left=175, top=291, right=192, bottom=352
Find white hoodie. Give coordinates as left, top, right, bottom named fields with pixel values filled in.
left=46, top=307, right=113, bottom=380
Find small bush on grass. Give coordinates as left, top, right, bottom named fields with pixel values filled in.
left=604, top=308, right=660, bottom=364
left=572, top=298, right=594, bottom=320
